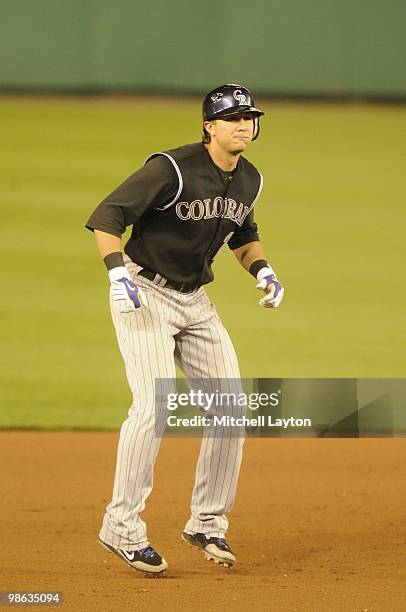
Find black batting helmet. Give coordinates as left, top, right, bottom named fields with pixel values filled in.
left=202, top=84, right=264, bottom=141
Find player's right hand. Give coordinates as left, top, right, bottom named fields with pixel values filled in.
left=108, top=267, right=148, bottom=312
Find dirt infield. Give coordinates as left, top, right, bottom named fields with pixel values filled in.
left=0, top=433, right=405, bottom=611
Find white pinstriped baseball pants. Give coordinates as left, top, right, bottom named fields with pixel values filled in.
left=99, top=258, right=244, bottom=551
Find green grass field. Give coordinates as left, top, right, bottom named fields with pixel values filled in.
left=1, top=96, right=405, bottom=428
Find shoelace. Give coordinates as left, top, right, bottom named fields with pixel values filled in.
left=140, top=546, right=156, bottom=559
left=212, top=538, right=228, bottom=549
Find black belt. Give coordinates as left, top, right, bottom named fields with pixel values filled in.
left=138, top=269, right=199, bottom=293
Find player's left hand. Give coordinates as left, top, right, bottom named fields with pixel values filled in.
left=256, top=268, right=284, bottom=308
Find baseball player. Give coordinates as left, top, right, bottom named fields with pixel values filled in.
left=86, top=84, right=284, bottom=575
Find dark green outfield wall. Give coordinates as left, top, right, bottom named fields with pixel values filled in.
left=1, top=0, right=405, bottom=97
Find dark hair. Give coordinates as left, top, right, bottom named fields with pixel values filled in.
left=202, top=125, right=211, bottom=144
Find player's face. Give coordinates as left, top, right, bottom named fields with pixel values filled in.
left=205, top=112, right=255, bottom=153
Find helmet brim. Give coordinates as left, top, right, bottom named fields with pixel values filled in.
left=205, top=105, right=264, bottom=120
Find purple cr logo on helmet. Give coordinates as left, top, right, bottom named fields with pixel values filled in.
left=202, top=84, right=264, bottom=140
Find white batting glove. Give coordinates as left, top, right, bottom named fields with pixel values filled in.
left=108, top=266, right=148, bottom=313
left=256, top=266, right=284, bottom=308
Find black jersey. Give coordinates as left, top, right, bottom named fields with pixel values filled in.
left=86, top=142, right=263, bottom=285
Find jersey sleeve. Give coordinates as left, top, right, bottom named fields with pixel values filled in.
left=85, top=155, right=178, bottom=236
left=228, top=209, right=260, bottom=250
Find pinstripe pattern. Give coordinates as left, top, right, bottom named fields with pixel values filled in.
left=99, top=257, right=244, bottom=550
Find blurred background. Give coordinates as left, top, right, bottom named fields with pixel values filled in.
left=1, top=0, right=405, bottom=98
left=1, top=0, right=405, bottom=428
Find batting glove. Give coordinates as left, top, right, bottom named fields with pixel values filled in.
left=108, top=266, right=148, bottom=313
left=256, top=266, right=284, bottom=308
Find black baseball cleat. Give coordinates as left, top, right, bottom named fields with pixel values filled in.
left=98, top=537, right=168, bottom=575
left=181, top=531, right=236, bottom=567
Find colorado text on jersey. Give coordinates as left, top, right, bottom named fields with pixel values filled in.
left=175, top=197, right=252, bottom=226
